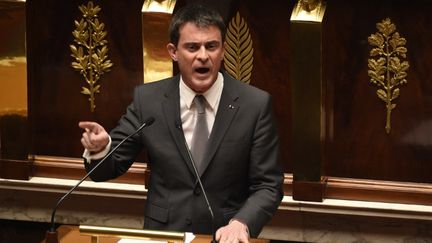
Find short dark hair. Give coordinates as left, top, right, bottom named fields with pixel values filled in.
left=169, top=4, right=226, bottom=46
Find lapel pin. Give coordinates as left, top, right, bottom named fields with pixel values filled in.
left=228, top=104, right=235, bottom=109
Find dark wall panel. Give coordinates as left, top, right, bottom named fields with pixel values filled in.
left=235, top=0, right=294, bottom=172
left=27, top=0, right=145, bottom=157
left=26, top=0, right=295, bottom=173
left=26, top=0, right=432, bottom=185
left=323, top=0, right=432, bottom=183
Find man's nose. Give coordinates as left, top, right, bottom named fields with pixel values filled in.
left=197, top=46, right=209, bottom=61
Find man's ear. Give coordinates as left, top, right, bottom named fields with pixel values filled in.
left=166, top=43, right=178, bottom=61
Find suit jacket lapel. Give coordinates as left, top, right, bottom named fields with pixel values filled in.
left=161, top=75, right=196, bottom=174
left=199, top=73, right=240, bottom=176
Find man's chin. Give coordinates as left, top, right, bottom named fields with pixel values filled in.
left=190, top=79, right=214, bottom=93
left=194, top=72, right=211, bottom=80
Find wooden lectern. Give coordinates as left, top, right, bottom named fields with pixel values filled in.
left=42, top=225, right=269, bottom=243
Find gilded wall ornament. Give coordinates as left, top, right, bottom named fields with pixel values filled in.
left=299, top=0, right=320, bottom=12
left=368, top=18, right=409, bottom=134
left=142, top=0, right=176, bottom=13
left=70, top=1, right=113, bottom=112
left=291, top=0, right=326, bottom=22
left=224, top=12, right=253, bottom=84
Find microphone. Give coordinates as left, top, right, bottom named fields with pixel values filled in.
left=45, top=117, right=155, bottom=243
left=183, top=139, right=217, bottom=243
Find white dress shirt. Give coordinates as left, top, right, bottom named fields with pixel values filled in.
left=179, top=72, right=223, bottom=150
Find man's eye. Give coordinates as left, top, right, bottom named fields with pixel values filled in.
left=186, top=45, right=198, bottom=51
left=206, top=42, right=219, bottom=50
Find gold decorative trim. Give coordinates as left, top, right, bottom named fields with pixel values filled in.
left=368, top=18, right=409, bottom=134
left=80, top=225, right=184, bottom=243
left=70, top=1, right=113, bottom=112
left=290, top=0, right=326, bottom=22
left=0, top=1, right=27, bottom=116
left=141, top=1, right=174, bottom=83
left=224, top=12, right=253, bottom=84
left=299, top=0, right=320, bottom=12
left=141, top=0, right=176, bottom=13
left=0, top=109, right=27, bottom=116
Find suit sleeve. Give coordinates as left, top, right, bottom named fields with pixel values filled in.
left=84, top=87, right=144, bottom=182
left=233, top=94, right=284, bottom=237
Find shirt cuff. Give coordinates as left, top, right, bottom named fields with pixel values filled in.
left=82, top=137, right=112, bottom=163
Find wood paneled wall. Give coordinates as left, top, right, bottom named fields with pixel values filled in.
left=1, top=0, right=430, bottom=204
left=25, top=0, right=294, bottom=170
left=26, top=0, right=145, bottom=157
left=323, top=0, right=432, bottom=183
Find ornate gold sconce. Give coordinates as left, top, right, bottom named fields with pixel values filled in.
left=70, top=1, right=113, bottom=112
left=224, top=12, right=254, bottom=84
left=368, top=18, right=409, bottom=134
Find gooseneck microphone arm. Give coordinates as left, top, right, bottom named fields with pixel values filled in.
left=183, top=139, right=217, bottom=243
left=48, top=117, right=155, bottom=233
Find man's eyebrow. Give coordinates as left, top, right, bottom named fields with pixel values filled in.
left=206, top=40, right=220, bottom=44
left=183, top=40, right=221, bottom=45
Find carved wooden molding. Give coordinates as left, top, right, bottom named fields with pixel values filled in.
left=29, top=156, right=432, bottom=206
left=31, top=155, right=146, bottom=185
left=0, top=159, right=32, bottom=180
left=325, top=177, right=432, bottom=206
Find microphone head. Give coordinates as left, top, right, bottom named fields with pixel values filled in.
left=144, top=117, right=155, bottom=126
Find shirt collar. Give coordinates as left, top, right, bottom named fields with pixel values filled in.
left=179, top=72, right=224, bottom=111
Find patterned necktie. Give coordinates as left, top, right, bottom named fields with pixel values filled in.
left=191, top=95, right=209, bottom=170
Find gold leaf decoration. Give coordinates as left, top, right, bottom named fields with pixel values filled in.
left=224, top=12, right=253, bottom=84
left=368, top=18, right=409, bottom=134
left=70, top=1, right=113, bottom=112
left=299, top=0, right=320, bottom=12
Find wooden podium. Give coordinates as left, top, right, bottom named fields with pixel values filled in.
left=42, top=225, right=269, bottom=243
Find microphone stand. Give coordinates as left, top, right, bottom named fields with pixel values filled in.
left=45, top=117, right=154, bottom=243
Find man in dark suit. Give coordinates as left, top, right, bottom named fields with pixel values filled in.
left=79, top=4, right=283, bottom=243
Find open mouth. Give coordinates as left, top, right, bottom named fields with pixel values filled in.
left=195, top=67, right=210, bottom=74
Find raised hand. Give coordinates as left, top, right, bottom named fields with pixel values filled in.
left=78, top=121, right=109, bottom=153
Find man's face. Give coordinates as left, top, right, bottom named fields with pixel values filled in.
left=167, top=22, right=224, bottom=93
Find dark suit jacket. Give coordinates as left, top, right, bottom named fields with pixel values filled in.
left=85, top=72, right=284, bottom=237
